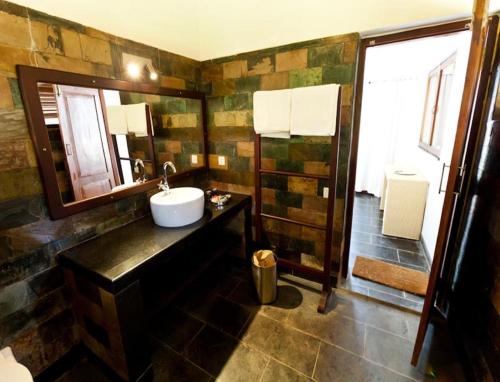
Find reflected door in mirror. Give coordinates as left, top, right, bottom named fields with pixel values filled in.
left=55, top=85, right=119, bottom=200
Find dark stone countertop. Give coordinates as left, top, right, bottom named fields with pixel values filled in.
left=58, top=193, right=251, bottom=293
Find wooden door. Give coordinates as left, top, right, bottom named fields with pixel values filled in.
left=56, top=85, right=117, bottom=201
left=411, top=0, right=492, bottom=365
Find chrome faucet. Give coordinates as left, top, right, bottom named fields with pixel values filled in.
left=134, top=158, right=147, bottom=183
left=159, top=161, right=176, bottom=193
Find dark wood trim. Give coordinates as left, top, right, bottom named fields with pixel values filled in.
left=365, top=19, right=470, bottom=46
left=261, top=213, right=327, bottom=230
left=16, top=65, right=207, bottom=219
left=144, top=104, right=158, bottom=178
left=438, top=14, right=499, bottom=310
left=342, top=19, right=472, bottom=279
left=254, top=133, right=263, bottom=243
left=412, top=0, right=491, bottom=365
left=259, top=168, right=330, bottom=180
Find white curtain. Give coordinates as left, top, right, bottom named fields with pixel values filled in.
left=355, top=78, right=425, bottom=197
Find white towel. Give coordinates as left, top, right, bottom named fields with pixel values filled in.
left=253, top=89, right=291, bottom=138
left=290, top=84, right=339, bottom=136
left=106, top=105, right=128, bottom=135
left=125, top=103, right=150, bottom=137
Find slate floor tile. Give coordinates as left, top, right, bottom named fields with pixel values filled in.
left=351, top=241, right=399, bottom=261
left=368, top=289, right=423, bottom=312
left=152, top=343, right=213, bottom=382
left=372, top=234, right=423, bottom=254
left=239, top=314, right=320, bottom=376
left=183, top=294, right=252, bottom=336
left=364, top=326, right=423, bottom=379
left=398, top=250, right=429, bottom=270
left=261, top=359, right=312, bottom=382
left=314, top=342, right=412, bottom=382
left=150, top=307, right=204, bottom=352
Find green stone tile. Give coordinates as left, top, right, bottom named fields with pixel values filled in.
left=207, top=97, right=225, bottom=113
left=262, top=203, right=287, bottom=218
left=209, top=142, right=236, bottom=156
left=289, top=68, right=322, bottom=88
left=174, top=152, right=191, bottom=169
left=276, top=190, right=302, bottom=208
left=308, top=44, right=343, bottom=67
left=322, top=64, right=354, bottom=84
left=224, top=93, right=251, bottom=111
left=182, top=142, right=201, bottom=154
left=261, top=174, right=287, bottom=191
left=7, top=78, right=22, bottom=109
left=289, top=143, right=330, bottom=162
left=161, top=98, right=187, bottom=114
left=276, top=159, right=304, bottom=173
left=289, top=237, right=315, bottom=255
left=235, top=76, right=260, bottom=93
left=261, top=142, right=288, bottom=160
left=229, top=156, right=250, bottom=172
left=185, top=98, right=202, bottom=113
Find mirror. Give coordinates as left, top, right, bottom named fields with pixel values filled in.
left=18, top=65, right=206, bottom=218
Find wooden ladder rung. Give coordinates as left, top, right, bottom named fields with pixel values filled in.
left=259, top=168, right=330, bottom=180
left=260, top=213, right=326, bottom=231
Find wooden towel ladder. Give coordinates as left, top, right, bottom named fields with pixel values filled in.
left=254, top=87, right=342, bottom=313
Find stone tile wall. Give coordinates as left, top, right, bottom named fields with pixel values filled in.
left=0, top=0, right=201, bottom=375
left=201, top=34, right=359, bottom=270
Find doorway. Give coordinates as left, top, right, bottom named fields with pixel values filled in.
left=340, top=27, right=472, bottom=312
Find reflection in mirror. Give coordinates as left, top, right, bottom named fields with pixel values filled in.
left=37, top=83, right=204, bottom=205
left=119, top=92, right=205, bottom=175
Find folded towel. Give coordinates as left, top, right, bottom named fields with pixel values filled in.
left=125, top=103, right=150, bottom=137
left=290, top=84, right=339, bottom=136
left=253, top=89, right=291, bottom=138
left=0, top=347, right=33, bottom=382
left=106, top=105, right=128, bottom=135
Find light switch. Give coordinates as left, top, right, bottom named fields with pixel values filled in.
left=218, top=156, right=226, bottom=166
left=191, top=154, right=198, bottom=165
left=323, top=187, right=329, bottom=198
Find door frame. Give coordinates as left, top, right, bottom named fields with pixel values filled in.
left=341, top=20, right=471, bottom=279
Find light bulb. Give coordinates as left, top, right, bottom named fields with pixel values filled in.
left=126, top=62, right=140, bottom=78
left=149, top=71, right=158, bottom=80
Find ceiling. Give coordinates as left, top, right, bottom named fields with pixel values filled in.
left=10, top=0, right=497, bottom=61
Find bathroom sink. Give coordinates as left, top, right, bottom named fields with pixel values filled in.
left=150, top=187, right=205, bottom=227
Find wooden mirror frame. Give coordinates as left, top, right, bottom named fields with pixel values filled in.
left=17, top=65, right=208, bottom=219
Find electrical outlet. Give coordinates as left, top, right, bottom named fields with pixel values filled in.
left=218, top=156, right=226, bottom=166
left=323, top=187, right=329, bottom=198
left=191, top=154, right=198, bottom=165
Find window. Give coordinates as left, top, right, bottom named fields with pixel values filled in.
left=419, top=53, right=456, bottom=158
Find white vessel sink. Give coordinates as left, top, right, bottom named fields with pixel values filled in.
left=150, top=187, right=205, bottom=227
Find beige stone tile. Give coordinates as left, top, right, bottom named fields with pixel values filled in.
left=31, top=21, right=64, bottom=55
left=0, top=138, right=31, bottom=170
left=0, top=45, right=33, bottom=76
left=236, top=141, right=254, bottom=157
left=262, top=187, right=275, bottom=205
left=287, top=207, right=326, bottom=226
left=34, top=52, right=94, bottom=75
left=79, top=34, right=112, bottom=65
left=160, top=76, right=185, bottom=89
left=302, top=195, right=327, bottom=212
left=0, top=109, right=30, bottom=139
left=161, top=113, right=197, bottom=128
left=61, top=28, right=82, bottom=59
left=261, top=71, right=289, bottom=90
left=0, top=76, right=13, bottom=109
left=165, top=140, right=182, bottom=154
left=343, top=39, right=359, bottom=64
left=214, top=110, right=252, bottom=127
left=0, top=168, right=42, bottom=201
left=209, top=154, right=228, bottom=170
left=304, top=161, right=330, bottom=175
left=0, top=11, right=30, bottom=49
left=248, top=57, right=274, bottom=76
left=223, top=60, right=247, bottom=79
left=288, top=176, right=317, bottom=196
left=276, top=49, right=307, bottom=72
left=201, top=62, right=223, bottom=83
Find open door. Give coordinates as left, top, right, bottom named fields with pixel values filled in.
left=411, top=0, right=495, bottom=365
left=56, top=85, right=118, bottom=200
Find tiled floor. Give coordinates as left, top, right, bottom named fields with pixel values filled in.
left=341, top=193, right=431, bottom=311
left=57, top=258, right=464, bottom=382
